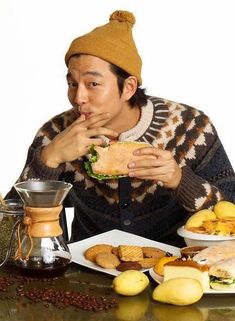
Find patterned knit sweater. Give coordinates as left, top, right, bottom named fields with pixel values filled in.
left=6, top=97, right=235, bottom=243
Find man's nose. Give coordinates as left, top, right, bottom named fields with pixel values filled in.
left=74, top=85, right=88, bottom=105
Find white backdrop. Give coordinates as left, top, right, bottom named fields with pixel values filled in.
left=0, top=0, right=234, bottom=196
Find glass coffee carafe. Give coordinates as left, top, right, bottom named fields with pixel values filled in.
left=12, top=180, right=72, bottom=277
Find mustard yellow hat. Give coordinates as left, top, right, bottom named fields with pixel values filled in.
left=65, top=10, right=142, bottom=84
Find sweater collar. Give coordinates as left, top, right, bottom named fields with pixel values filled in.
left=119, top=99, right=154, bottom=141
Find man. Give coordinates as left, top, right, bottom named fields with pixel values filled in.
left=6, top=10, right=235, bottom=245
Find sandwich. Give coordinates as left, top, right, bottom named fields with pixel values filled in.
left=85, top=141, right=151, bottom=180
left=209, top=257, right=235, bottom=290
left=193, top=240, right=235, bottom=266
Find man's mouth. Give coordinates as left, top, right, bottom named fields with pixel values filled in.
left=81, top=112, right=92, bottom=119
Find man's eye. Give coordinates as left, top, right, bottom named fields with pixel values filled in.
left=68, top=82, right=77, bottom=88
left=90, top=82, right=99, bottom=87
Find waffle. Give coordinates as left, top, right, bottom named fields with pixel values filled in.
left=118, top=245, right=143, bottom=262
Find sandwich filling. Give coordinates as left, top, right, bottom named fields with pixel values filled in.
left=209, top=256, right=235, bottom=289
left=84, top=145, right=122, bottom=180
left=210, top=276, right=235, bottom=287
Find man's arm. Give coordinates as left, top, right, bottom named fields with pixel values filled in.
left=175, top=138, right=235, bottom=211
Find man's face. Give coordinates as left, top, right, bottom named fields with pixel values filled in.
left=67, top=55, right=130, bottom=131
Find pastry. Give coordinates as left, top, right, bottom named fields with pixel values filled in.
left=84, top=244, right=113, bottom=262
left=95, top=252, right=120, bottom=269
left=116, top=261, right=142, bottom=272
left=138, top=257, right=159, bottom=268
left=118, top=245, right=143, bottom=262
left=142, top=246, right=166, bottom=259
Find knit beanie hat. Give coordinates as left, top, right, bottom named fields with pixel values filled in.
left=65, top=10, right=142, bottom=84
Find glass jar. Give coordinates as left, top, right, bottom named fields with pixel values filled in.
left=0, top=199, right=24, bottom=266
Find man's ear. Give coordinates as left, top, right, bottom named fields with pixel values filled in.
left=122, top=76, right=138, bottom=101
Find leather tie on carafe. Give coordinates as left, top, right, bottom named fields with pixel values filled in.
left=15, top=216, right=33, bottom=260
left=15, top=205, right=63, bottom=261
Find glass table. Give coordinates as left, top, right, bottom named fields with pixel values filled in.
left=0, top=262, right=235, bottom=321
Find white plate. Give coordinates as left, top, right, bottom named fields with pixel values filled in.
left=68, top=229, right=180, bottom=276
left=149, top=268, right=235, bottom=294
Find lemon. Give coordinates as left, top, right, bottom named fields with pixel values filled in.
left=214, top=201, right=235, bottom=218
left=152, top=278, right=203, bottom=306
left=113, top=270, right=149, bottom=296
left=185, top=209, right=216, bottom=228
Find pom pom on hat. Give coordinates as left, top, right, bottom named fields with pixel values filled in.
left=65, top=10, right=142, bottom=84
left=109, top=10, right=136, bottom=25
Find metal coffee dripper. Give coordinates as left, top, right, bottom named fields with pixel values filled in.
left=13, top=180, right=72, bottom=277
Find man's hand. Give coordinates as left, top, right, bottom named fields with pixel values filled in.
left=41, top=113, right=118, bottom=168
left=128, top=147, right=182, bottom=190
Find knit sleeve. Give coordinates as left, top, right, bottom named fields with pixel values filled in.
left=175, top=138, right=235, bottom=212
left=20, top=145, right=65, bottom=181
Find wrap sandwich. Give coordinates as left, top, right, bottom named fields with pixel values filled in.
left=193, top=240, right=235, bottom=266
left=209, top=257, right=235, bottom=290
left=192, top=240, right=235, bottom=290
left=85, top=141, right=151, bottom=180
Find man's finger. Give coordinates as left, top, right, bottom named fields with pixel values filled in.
left=133, top=147, right=172, bottom=160
left=86, top=127, right=119, bottom=139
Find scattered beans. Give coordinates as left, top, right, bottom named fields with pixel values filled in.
left=17, top=288, right=117, bottom=311
left=0, top=276, right=14, bottom=292
left=0, top=274, right=118, bottom=311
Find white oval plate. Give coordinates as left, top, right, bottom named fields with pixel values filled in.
left=148, top=268, right=235, bottom=294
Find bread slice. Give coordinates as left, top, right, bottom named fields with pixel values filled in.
left=92, top=142, right=151, bottom=176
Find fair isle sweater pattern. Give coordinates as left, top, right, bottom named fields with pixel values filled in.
left=7, top=97, right=235, bottom=240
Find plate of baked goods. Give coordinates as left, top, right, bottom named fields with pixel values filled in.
left=149, top=239, right=235, bottom=294
left=68, top=229, right=180, bottom=276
